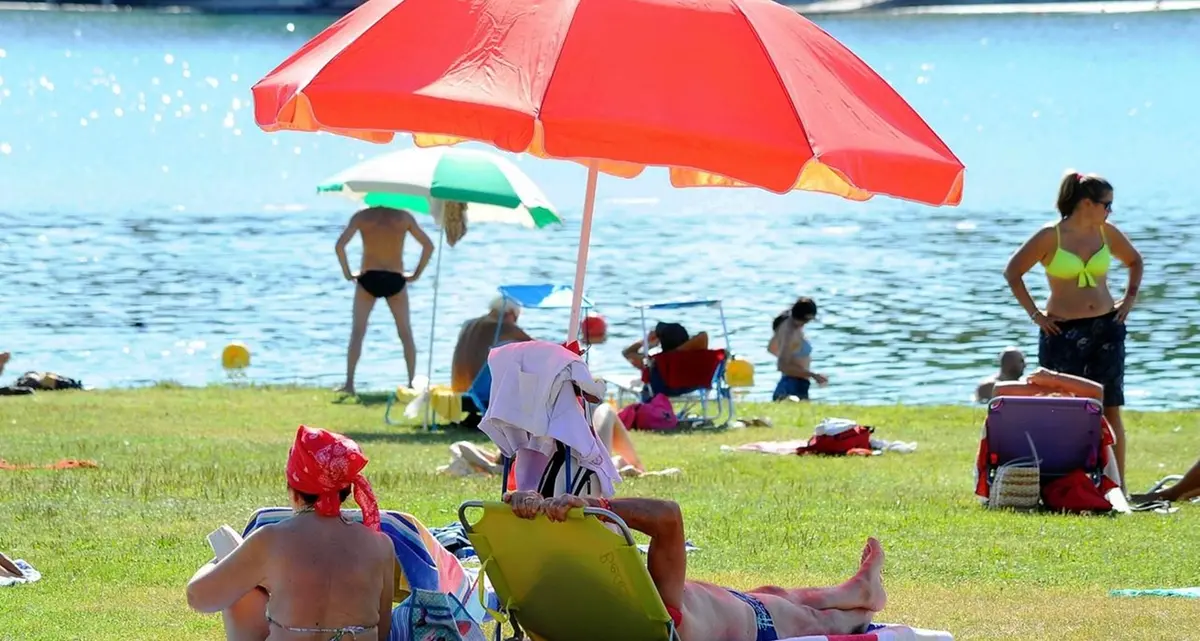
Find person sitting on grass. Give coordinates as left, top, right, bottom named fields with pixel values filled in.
left=1131, top=457, right=1200, bottom=504
left=187, top=426, right=394, bottom=641
left=504, top=491, right=887, bottom=641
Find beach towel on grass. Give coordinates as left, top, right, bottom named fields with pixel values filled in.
left=0, top=560, right=41, bottom=587
left=722, top=438, right=918, bottom=457
left=780, top=623, right=953, bottom=641
left=1110, top=587, right=1200, bottom=599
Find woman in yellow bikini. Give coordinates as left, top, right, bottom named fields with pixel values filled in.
left=1004, top=171, right=1144, bottom=491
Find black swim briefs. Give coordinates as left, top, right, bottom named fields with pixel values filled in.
left=356, top=271, right=407, bottom=299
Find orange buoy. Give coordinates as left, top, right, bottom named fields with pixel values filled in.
left=221, top=342, right=251, bottom=370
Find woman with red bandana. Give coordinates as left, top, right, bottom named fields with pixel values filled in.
left=187, top=426, right=394, bottom=640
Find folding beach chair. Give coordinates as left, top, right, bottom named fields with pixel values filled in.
left=463, top=362, right=492, bottom=415
left=976, top=396, right=1118, bottom=501
left=457, top=500, right=680, bottom=641
left=643, top=348, right=733, bottom=427
left=630, top=298, right=736, bottom=427
left=483, top=340, right=614, bottom=501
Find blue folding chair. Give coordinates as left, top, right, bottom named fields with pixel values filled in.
left=464, top=362, right=492, bottom=415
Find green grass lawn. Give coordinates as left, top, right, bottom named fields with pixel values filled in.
left=0, top=387, right=1196, bottom=640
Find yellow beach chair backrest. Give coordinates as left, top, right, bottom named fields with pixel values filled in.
left=458, top=501, right=676, bottom=641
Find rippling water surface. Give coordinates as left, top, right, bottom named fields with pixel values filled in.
left=2, top=9, right=1199, bottom=408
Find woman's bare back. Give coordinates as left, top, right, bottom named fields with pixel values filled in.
left=260, top=516, right=392, bottom=640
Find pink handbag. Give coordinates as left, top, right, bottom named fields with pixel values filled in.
left=618, top=394, right=679, bottom=431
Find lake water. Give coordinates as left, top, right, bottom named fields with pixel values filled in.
left=1, top=8, right=1199, bottom=408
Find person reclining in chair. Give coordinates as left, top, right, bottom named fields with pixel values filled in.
left=622, top=322, right=710, bottom=372
left=504, top=491, right=886, bottom=641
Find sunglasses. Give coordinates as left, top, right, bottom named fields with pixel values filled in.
left=1096, top=199, right=1113, bottom=212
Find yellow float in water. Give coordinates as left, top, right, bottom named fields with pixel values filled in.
left=222, top=342, right=251, bottom=370
left=726, top=357, right=754, bottom=388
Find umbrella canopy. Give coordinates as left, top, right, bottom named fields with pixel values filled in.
left=253, top=0, right=964, bottom=206
left=318, top=147, right=561, bottom=228
left=253, top=0, right=967, bottom=340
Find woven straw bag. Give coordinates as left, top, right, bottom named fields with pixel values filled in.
left=989, top=433, right=1042, bottom=510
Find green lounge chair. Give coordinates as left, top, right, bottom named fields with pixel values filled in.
left=458, top=500, right=680, bottom=641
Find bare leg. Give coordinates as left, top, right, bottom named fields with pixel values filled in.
left=384, top=289, right=417, bottom=388
left=751, top=538, right=886, bottom=612
left=222, top=587, right=270, bottom=641
left=341, top=286, right=377, bottom=395
left=0, top=551, right=21, bottom=577
left=1132, top=457, right=1200, bottom=503
left=1105, top=406, right=1127, bottom=492
left=0, top=351, right=9, bottom=378
left=768, top=603, right=876, bottom=638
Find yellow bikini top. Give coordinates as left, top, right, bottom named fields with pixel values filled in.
left=1044, top=224, right=1111, bottom=288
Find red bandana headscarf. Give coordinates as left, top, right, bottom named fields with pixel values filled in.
left=286, top=425, right=380, bottom=531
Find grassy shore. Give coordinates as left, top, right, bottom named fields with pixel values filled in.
left=0, top=387, right=1196, bottom=640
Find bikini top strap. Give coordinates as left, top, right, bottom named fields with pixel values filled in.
left=1054, top=223, right=1062, bottom=247
left=1100, top=225, right=1108, bottom=245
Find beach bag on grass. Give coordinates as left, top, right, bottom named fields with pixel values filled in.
left=618, top=394, right=678, bottom=431
left=797, top=424, right=874, bottom=456
left=989, top=433, right=1041, bottom=510
left=1042, top=470, right=1113, bottom=513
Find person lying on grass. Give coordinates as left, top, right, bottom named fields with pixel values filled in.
left=504, top=491, right=887, bottom=641
left=187, top=426, right=393, bottom=641
left=1131, top=457, right=1200, bottom=504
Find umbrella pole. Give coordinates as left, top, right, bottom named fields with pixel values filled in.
left=567, top=163, right=599, bottom=343
left=423, top=223, right=446, bottom=431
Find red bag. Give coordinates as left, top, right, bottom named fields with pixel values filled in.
left=797, top=425, right=874, bottom=456
left=618, top=394, right=679, bottom=431
left=1042, top=470, right=1113, bottom=513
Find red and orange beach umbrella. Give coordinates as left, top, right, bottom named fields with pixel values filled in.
left=253, top=0, right=965, bottom=340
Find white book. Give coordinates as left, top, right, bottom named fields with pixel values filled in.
left=207, top=525, right=243, bottom=561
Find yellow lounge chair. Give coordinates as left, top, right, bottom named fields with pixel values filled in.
left=458, top=500, right=680, bottom=641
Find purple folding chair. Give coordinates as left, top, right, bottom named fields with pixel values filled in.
left=985, top=396, right=1104, bottom=481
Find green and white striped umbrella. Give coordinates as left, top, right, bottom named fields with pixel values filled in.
left=318, top=146, right=561, bottom=228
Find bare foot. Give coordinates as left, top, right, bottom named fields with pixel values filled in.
left=0, top=352, right=9, bottom=378
left=336, top=383, right=356, bottom=396
left=844, top=537, right=887, bottom=612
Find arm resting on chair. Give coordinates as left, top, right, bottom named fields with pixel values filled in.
left=583, top=496, right=688, bottom=618
left=506, top=491, right=688, bottom=614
